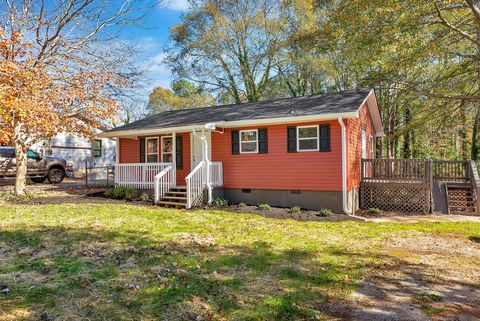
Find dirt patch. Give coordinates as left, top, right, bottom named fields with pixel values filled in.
left=323, top=233, right=480, bottom=321
left=208, top=204, right=360, bottom=222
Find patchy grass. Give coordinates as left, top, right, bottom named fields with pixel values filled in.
left=0, top=202, right=479, bottom=320
left=420, top=304, right=448, bottom=317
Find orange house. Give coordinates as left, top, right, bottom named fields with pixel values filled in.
left=98, top=89, right=383, bottom=213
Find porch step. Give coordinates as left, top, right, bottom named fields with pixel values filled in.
left=156, top=201, right=187, bottom=208
left=156, top=186, right=188, bottom=208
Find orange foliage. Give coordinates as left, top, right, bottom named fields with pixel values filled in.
left=0, top=27, right=120, bottom=146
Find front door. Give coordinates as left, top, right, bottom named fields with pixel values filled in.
left=190, top=131, right=211, bottom=168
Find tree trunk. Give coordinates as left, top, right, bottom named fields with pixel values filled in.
left=471, top=106, right=480, bottom=160
left=402, top=107, right=412, bottom=158
left=14, top=141, right=28, bottom=195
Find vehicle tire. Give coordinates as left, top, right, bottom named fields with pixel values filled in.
left=31, top=176, right=47, bottom=184
left=47, top=167, right=65, bottom=184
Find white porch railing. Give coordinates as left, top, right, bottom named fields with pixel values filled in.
left=186, top=161, right=207, bottom=209
left=209, top=162, right=223, bottom=187
left=154, top=165, right=175, bottom=203
left=116, top=163, right=173, bottom=189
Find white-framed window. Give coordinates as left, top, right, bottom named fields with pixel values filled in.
left=92, top=139, right=102, bottom=158
left=240, top=129, right=258, bottom=154
left=297, top=125, right=319, bottom=151
left=369, top=135, right=374, bottom=159
left=161, top=136, right=173, bottom=162
left=146, top=137, right=158, bottom=163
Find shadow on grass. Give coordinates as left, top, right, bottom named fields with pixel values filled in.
left=0, top=225, right=375, bottom=320
left=1, top=226, right=479, bottom=321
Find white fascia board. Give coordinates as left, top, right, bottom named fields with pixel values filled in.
left=96, top=112, right=359, bottom=138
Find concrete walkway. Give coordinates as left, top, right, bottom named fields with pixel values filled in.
left=359, top=214, right=480, bottom=223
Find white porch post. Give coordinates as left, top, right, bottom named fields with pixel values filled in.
left=115, top=137, right=120, bottom=186
left=172, top=131, right=176, bottom=185
left=202, top=130, right=212, bottom=203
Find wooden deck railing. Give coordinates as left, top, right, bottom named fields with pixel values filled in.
left=362, top=159, right=473, bottom=183
left=432, top=160, right=470, bottom=182
left=362, top=159, right=432, bottom=184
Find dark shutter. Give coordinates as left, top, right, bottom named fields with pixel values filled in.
left=258, top=128, right=268, bottom=154
left=319, top=125, right=331, bottom=152
left=232, top=130, right=240, bottom=154
left=287, top=126, right=297, bottom=152
left=176, top=135, right=183, bottom=169
left=139, top=138, right=146, bottom=163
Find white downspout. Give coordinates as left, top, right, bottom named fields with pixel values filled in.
left=338, top=117, right=352, bottom=215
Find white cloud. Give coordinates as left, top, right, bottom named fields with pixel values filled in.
left=164, top=0, right=190, bottom=11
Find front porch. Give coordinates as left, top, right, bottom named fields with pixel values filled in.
left=113, top=129, right=223, bottom=209
left=115, top=161, right=223, bottom=208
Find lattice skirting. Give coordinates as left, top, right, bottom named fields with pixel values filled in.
left=360, top=184, right=430, bottom=213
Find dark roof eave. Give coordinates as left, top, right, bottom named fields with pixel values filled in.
left=97, top=111, right=360, bottom=138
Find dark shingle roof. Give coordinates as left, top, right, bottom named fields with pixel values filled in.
left=106, top=89, right=371, bottom=133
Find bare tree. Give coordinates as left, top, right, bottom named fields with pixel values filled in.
left=0, top=0, right=157, bottom=194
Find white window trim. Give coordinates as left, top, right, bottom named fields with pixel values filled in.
left=361, top=129, right=367, bottom=159
left=145, top=137, right=159, bottom=163
left=297, top=125, right=319, bottom=152
left=239, top=129, right=258, bottom=154
left=161, top=136, right=173, bottom=162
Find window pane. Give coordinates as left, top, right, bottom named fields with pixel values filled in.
left=241, top=130, right=257, bottom=142
left=92, top=140, right=101, bottom=150
left=162, top=137, right=172, bottom=153
left=27, top=150, right=39, bottom=159
left=162, top=154, right=173, bottom=162
left=241, top=142, right=257, bottom=152
left=299, top=139, right=317, bottom=150
left=147, top=139, right=158, bottom=153
left=299, top=127, right=318, bottom=138
left=147, top=154, right=158, bottom=163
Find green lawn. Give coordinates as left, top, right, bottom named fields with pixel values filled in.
left=0, top=202, right=479, bottom=320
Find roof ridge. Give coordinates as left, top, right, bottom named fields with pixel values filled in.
left=147, top=88, right=370, bottom=117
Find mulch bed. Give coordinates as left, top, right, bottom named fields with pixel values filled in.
left=355, top=209, right=432, bottom=218
left=207, top=204, right=363, bottom=222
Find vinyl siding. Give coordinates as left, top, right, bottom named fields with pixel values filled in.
left=211, top=120, right=342, bottom=191
left=346, top=102, right=376, bottom=191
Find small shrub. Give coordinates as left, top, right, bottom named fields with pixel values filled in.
left=318, top=208, right=333, bottom=217
left=368, top=207, right=382, bottom=215
left=238, top=202, right=246, bottom=208
left=211, top=197, right=229, bottom=207
left=140, top=193, right=151, bottom=201
left=290, top=206, right=301, bottom=213
left=104, top=189, right=114, bottom=198
left=257, top=203, right=271, bottom=211
left=0, top=191, right=32, bottom=203
left=124, top=188, right=138, bottom=201
left=112, top=187, right=127, bottom=199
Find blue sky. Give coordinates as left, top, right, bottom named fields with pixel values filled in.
left=117, top=0, right=189, bottom=100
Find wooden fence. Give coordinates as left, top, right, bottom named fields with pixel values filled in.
left=360, top=159, right=476, bottom=213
